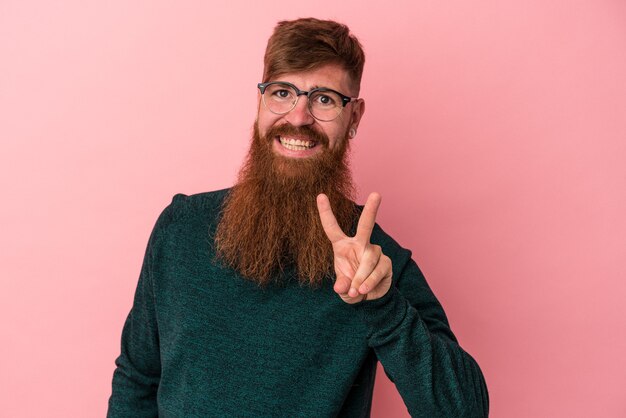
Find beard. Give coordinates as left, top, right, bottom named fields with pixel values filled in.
left=214, top=121, right=358, bottom=287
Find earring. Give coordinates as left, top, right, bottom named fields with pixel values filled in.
left=349, top=128, right=357, bottom=138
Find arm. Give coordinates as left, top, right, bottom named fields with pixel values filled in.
left=107, top=203, right=173, bottom=418
left=317, top=193, right=489, bottom=417
left=355, top=247, right=489, bottom=418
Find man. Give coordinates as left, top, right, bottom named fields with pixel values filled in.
left=108, top=18, right=489, bottom=418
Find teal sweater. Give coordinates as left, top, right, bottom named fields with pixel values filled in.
left=108, top=189, right=489, bottom=417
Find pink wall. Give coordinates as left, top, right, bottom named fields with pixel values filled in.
left=1, top=1, right=625, bottom=416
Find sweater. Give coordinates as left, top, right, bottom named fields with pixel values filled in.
left=107, top=189, right=489, bottom=417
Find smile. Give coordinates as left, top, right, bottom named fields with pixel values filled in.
left=278, top=136, right=316, bottom=151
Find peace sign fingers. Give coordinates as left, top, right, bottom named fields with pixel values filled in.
left=317, top=192, right=391, bottom=303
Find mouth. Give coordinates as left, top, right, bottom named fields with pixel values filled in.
left=273, top=135, right=321, bottom=158
left=278, top=136, right=317, bottom=151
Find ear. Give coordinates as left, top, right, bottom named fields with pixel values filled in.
left=348, top=98, right=365, bottom=132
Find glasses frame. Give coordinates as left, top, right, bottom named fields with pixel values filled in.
left=257, top=81, right=358, bottom=122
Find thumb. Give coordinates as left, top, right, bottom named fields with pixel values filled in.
left=333, top=274, right=351, bottom=295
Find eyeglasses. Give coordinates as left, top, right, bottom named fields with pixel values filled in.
left=257, top=81, right=358, bottom=122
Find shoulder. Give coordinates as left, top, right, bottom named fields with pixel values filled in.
left=353, top=202, right=412, bottom=266
left=353, top=202, right=421, bottom=287
left=370, top=222, right=412, bottom=271
left=152, top=188, right=231, bottom=235
left=168, top=188, right=231, bottom=216
left=366, top=219, right=438, bottom=314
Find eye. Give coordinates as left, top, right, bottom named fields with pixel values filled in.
left=266, top=83, right=296, bottom=101
left=313, top=93, right=337, bottom=107
left=272, top=89, right=293, bottom=100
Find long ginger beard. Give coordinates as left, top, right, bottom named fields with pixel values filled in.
left=214, top=122, right=358, bottom=287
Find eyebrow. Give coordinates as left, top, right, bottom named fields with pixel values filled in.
left=309, top=85, right=342, bottom=93
left=275, top=81, right=341, bottom=94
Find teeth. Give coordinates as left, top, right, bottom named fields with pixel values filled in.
left=283, top=143, right=307, bottom=150
left=279, top=137, right=315, bottom=150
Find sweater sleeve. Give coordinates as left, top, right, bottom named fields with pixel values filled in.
left=354, top=230, right=489, bottom=418
left=107, top=202, right=174, bottom=418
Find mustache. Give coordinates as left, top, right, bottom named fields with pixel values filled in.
left=263, top=124, right=330, bottom=147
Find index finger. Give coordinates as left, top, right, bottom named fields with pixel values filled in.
left=316, top=193, right=348, bottom=243
left=355, top=192, right=381, bottom=242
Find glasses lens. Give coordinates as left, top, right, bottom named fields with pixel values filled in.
left=263, top=83, right=297, bottom=114
left=309, top=90, right=343, bottom=121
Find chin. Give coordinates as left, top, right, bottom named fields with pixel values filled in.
left=272, top=154, right=312, bottom=177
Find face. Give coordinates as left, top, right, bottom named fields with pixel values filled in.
left=256, top=64, right=365, bottom=160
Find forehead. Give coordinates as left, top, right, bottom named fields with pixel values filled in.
left=270, top=64, right=354, bottom=95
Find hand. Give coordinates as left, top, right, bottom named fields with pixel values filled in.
left=316, top=192, right=393, bottom=304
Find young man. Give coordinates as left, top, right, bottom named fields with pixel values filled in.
left=108, top=18, right=489, bottom=418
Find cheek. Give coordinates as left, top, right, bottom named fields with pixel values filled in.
left=257, top=111, right=278, bottom=137
left=326, top=125, right=349, bottom=149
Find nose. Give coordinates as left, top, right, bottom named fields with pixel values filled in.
left=284, top=95, right=315, bottom=126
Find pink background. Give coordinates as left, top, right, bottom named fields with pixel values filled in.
left=1, top=1, right=625, bottom=417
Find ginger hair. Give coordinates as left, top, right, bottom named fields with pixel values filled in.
left=262, top=18, right=365, bottom=94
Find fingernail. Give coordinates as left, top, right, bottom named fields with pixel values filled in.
left=349, top=288, right=358, bottom=297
